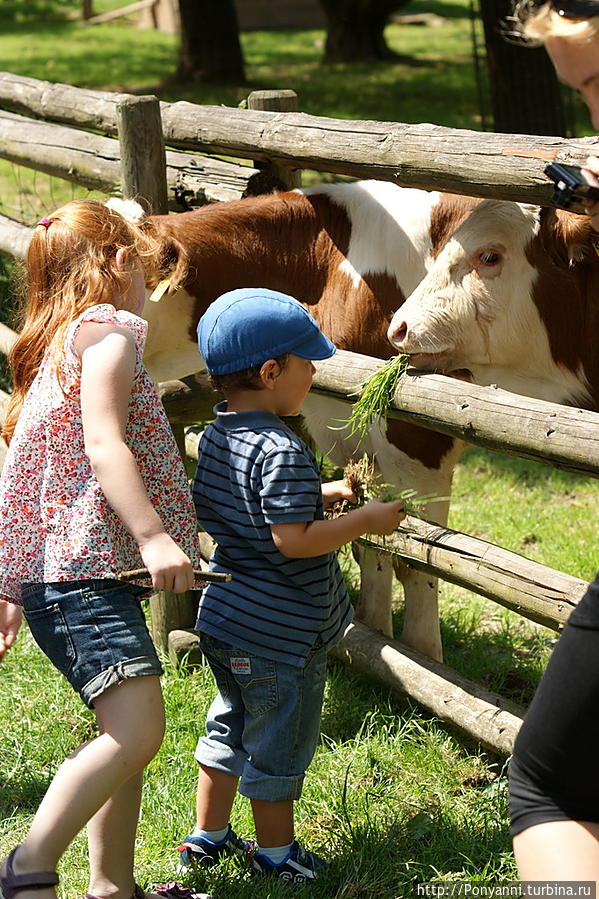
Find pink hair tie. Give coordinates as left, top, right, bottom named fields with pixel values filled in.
left=37, top=217, right=51, bottom=228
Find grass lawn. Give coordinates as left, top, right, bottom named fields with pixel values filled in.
left=0, top=2, right=597, bottom=894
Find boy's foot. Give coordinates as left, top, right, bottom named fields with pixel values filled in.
left=250, top=842, right=328, bottom=884
left=176, top=826, right=251, bottom=871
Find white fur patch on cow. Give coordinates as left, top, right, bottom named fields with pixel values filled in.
left=142, top=288, right=202, bottom=383
left=301, top=181, right=440, bottom=295
left=105, top=197, right=146, bottom=224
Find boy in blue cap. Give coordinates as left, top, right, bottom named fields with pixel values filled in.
left=177, top=288, right=405, bottom=884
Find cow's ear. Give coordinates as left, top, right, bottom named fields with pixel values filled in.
left=553, top=208, right=598, bottom=266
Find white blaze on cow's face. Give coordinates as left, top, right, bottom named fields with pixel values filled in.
left=387, top=200, right=553, bottom=383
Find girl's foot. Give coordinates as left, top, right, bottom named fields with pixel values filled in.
left=0, top=846, right=59, bottom=899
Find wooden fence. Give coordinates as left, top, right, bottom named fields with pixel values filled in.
left=1, top=72, right=598, bottom=755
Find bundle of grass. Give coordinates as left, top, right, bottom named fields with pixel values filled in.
left=327, top=453, right=447, bottom=522
left=345, top=353, right=410, bottom=441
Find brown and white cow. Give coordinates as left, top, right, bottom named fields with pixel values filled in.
left=139, top=181, right=480, bottom=662
left=388, top=199, right=599, bottom=412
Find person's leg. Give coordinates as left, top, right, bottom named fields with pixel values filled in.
left=196, top=764, right=239, bottom=831
left=510, top=575, right=599, bottom=880
left=250, top=799, right=294, bottom=848
left=514, top=820, right=599, bottom=880
left=239, top=642, right=328, bottom=862
left=11, top=676, right=164, bottom=899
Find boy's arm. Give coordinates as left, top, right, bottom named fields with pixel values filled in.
left=271, top=499, right=405, bottom=558
left=0, top=599, right=21, bottom=661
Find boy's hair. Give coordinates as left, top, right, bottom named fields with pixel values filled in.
left=3, top=199, right=187, bottom=445
left=209, top=353, right=290, bottom=394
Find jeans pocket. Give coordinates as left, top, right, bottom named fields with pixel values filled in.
left=234, top=663, right=278, bottom=717
left=24, top=602, right=77, bottom=677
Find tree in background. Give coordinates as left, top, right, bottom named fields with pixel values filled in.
left=176, top=0, right=245, bottom=82
left=479, top=0, right=566, bottom=135
left=318, top=0, right=410, bottom=62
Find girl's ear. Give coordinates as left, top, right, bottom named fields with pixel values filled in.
left=115, top=247, right=129, bottom=272
left=259, top=359, right=279, bottom=390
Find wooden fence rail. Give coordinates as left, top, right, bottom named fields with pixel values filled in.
left=0, top=110, right=257, bottom=206
left=1, top=71, right=599, bottom=203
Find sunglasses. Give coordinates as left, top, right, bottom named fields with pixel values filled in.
left=548, top=0, right=599, bottom=17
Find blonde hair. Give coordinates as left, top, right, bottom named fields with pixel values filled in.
left=2, top=199, right=187, bottom=445
left=519, top=1, right=599, bottom=41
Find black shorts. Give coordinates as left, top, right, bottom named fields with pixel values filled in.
left=509, top=573, right=599, bottom=836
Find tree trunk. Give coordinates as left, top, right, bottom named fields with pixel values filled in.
left=176, top=0, right=244, bottom=83
left=319, top=0, right=408, bottom=62
left=479, top=0, right=566, bottom=136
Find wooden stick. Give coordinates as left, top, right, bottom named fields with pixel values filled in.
left=117, top=567, right=231, bottom=583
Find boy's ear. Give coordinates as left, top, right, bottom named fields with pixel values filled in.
left=259, top=359, right=279, bottom=389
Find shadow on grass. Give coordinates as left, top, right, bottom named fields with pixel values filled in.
left=0, top=772, right=49, bottom=814
left=177, top=810, right=512, bottom=898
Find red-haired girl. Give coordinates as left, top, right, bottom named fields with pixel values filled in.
left=0, top=200, right=201, bottom=899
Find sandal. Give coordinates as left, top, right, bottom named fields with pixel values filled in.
left=0, top=847, right=59, bottom=898
left=85, top=883, right=208, bottom=899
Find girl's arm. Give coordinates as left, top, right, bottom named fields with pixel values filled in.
left=76, top=322, right=194, bottom=593
left=0, top=599, right=21, bottom=661
left=270, top=498, right=405, bottom=559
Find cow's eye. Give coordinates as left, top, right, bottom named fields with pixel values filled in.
left=479, top=251, right=501, bottom=265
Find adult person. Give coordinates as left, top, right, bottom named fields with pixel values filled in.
left=508, top=0, right=599, bottom=880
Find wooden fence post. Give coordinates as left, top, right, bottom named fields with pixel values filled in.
left=116, top=95, right=169, bottom=214
left=246, top=90, right=302, bottom=190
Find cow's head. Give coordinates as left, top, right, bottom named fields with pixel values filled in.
left=386, top=199, right=597, bottom=404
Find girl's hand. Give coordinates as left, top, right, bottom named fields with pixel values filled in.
left=0, top=599, right=22, bottom=661
left=582, top=156, right=599, bottom=231
left=321, top=479, right=357, bottom=509
left=138, top=533, right=195, bottom=593
left=360, top=499, right=405, bottom=536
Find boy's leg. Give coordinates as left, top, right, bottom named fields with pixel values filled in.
left=249, top=799, right=294, bottom=848
left=196, top=764, right=239, bottom=831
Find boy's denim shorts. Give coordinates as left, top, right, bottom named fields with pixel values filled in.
left=21, top=580, right=163, bottom=709
left=195, top=633, right=328, bottom=803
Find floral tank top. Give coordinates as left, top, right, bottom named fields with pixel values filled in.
left=0, top=304, right=201, bottom=604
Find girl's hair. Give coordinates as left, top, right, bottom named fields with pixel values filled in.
left=516, top=0, right=599, bottom=42
left=2, top=199, right=187, bottom=445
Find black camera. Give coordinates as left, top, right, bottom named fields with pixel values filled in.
left=544, top=162, right=599, bottom=211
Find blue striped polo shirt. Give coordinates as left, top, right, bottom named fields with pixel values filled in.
left=193, top=403, right=353, bottom=667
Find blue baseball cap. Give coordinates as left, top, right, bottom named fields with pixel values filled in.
left=198, top=287, right=336, bottom=375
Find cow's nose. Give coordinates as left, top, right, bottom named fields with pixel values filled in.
left=388, top=320, right=408, bottom=349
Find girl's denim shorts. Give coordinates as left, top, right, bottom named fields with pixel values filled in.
left=21, top=580, right=163, bottom=709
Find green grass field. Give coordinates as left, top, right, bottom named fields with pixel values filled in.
left=0, top=1, right=597, bottom=894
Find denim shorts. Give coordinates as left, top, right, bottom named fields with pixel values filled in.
left=195, top=633, right=328, bottom=803
left=21, top=580, right=163, bottom=709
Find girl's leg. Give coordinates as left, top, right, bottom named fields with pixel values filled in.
left=514, top=820, right=599, bottom=880
left=11, top=676, right=164, bottom=899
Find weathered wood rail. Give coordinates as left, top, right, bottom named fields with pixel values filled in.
left=1, top=71, right=599, bottom=203
left=0, top=109, right=258, bottom=207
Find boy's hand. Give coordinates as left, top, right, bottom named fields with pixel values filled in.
left=139, top=533, right=195, bottom=593
left=0, top=598, right=22, bottom=661
left=361, top=499, right=405, bottom=536
left=583, top=156, right=599, bottom=230
left=321, top=479, right=357, bottom=509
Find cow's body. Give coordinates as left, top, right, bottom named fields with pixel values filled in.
left=144, top=181, right=479, bottom=660
left=388, top=199, right=599, bottom=413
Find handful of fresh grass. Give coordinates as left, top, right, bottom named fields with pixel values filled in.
left=345, top=354, right=410, bottom=440
left=327, top=454, right=448, bottom=522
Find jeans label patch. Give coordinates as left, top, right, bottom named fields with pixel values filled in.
left=231, top=657, right=251, bottom=676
